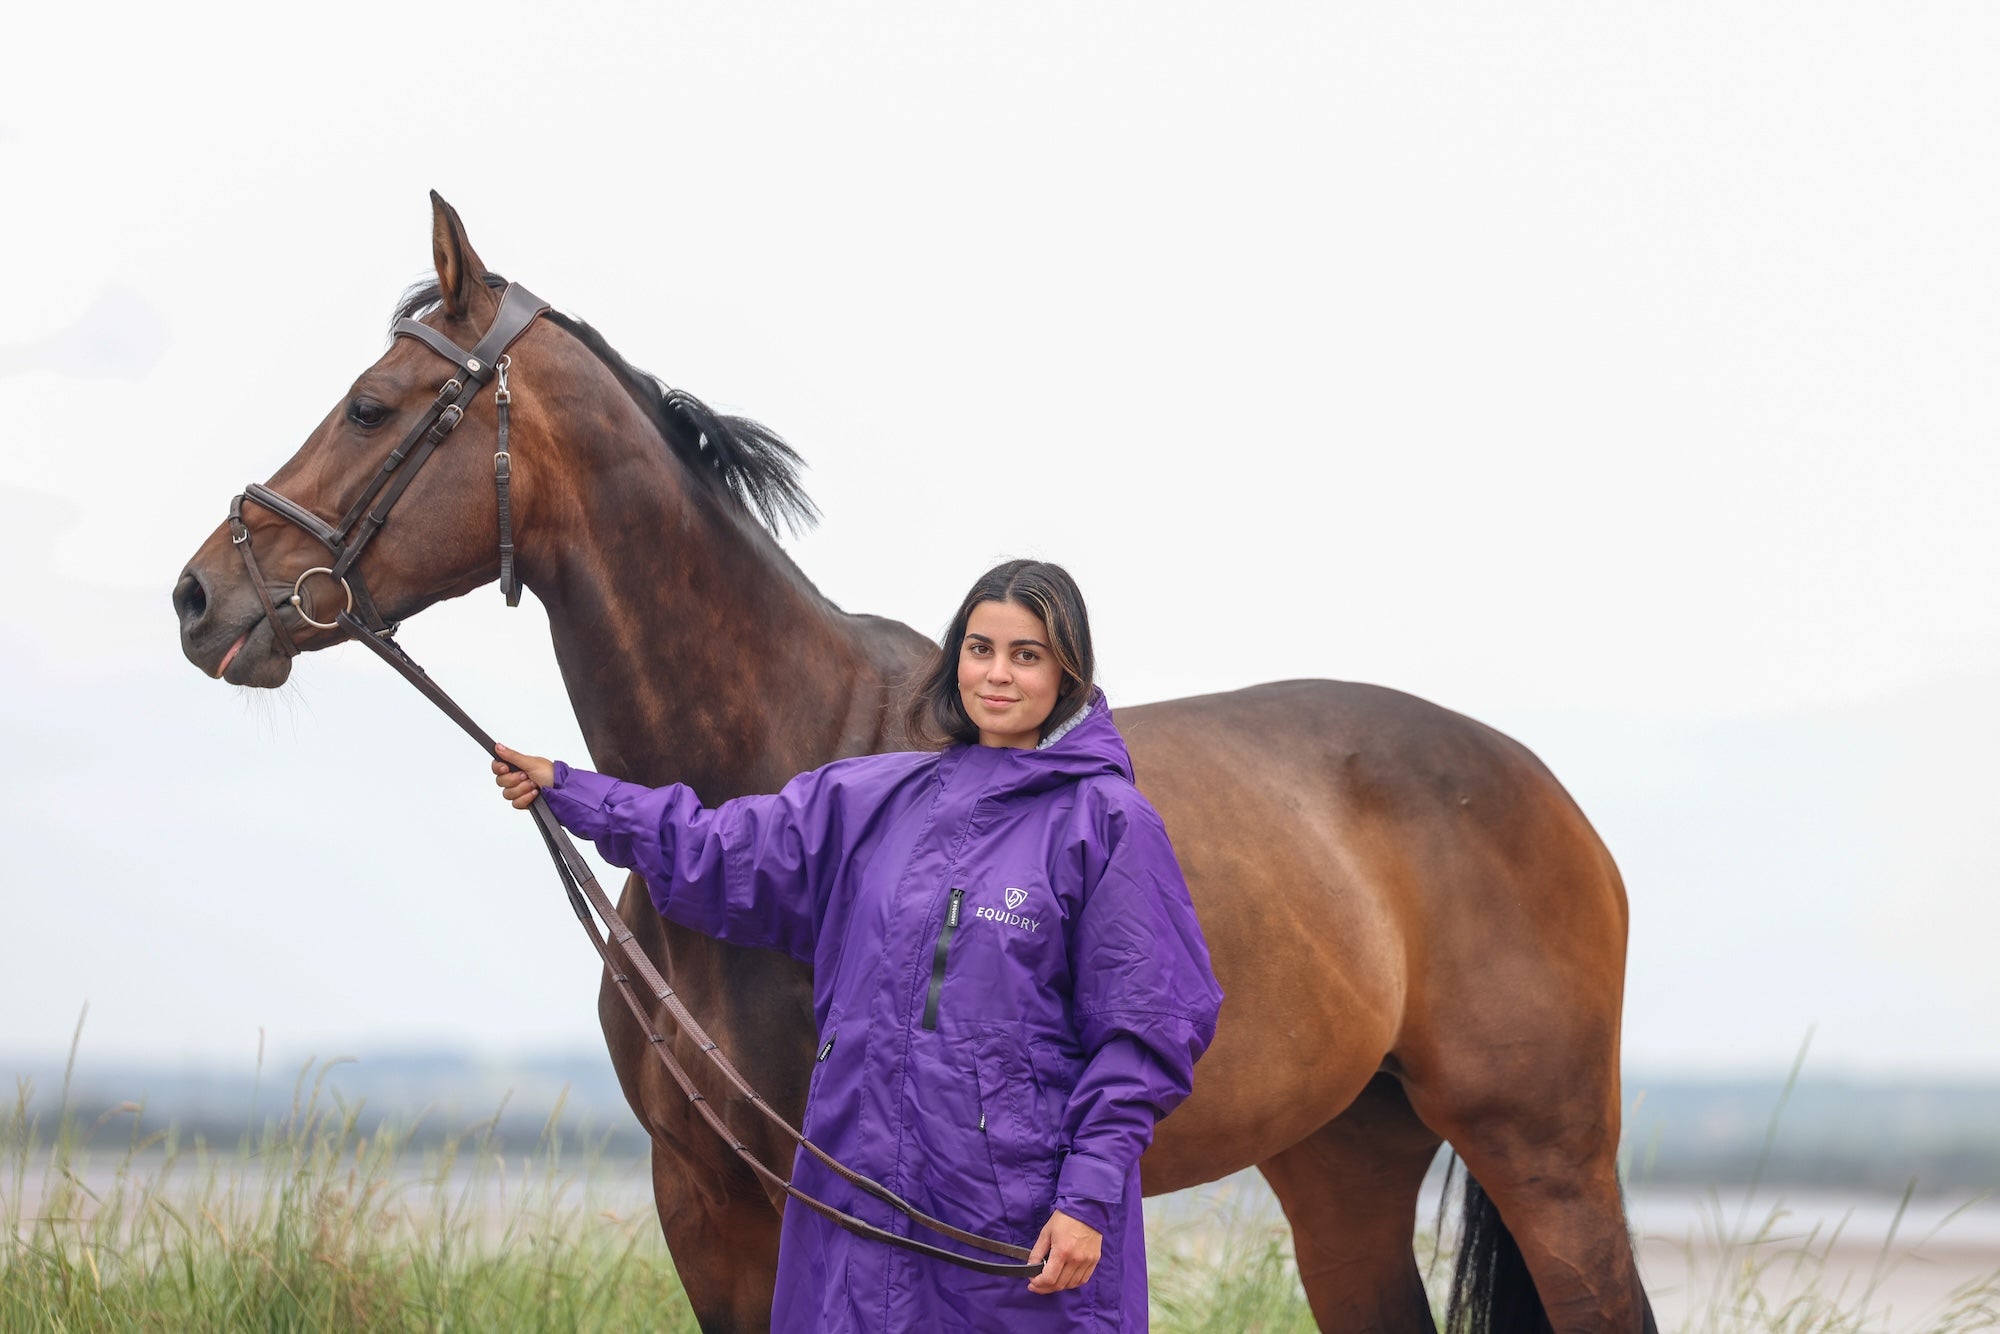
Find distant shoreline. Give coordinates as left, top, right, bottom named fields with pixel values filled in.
left=9, top=1054, right=1998, bottom=1196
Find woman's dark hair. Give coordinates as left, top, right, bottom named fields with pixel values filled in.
left=905, top=560, right=1096, bottom=750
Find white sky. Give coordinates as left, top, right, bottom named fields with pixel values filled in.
left=3, top=3, right=1997, bottom=1078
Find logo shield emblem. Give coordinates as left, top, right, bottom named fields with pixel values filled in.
left=1004, top=887, right=1028, bottom=911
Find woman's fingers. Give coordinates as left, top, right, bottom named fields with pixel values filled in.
left=494, top=743, right=555, bottom=789
left=490, top=744, right=555, bottom=802
left=492, top=748, right=542, bottom=809
left=1026, top=1220, right=1056, bottom=1294
left=1036, top=1254, right=1092, bottom=1293
left=1026, top=1211, right=1101, bottom=1294
left=1030, top=1255, right=1075, bottom=1294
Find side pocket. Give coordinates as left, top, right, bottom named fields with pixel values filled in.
left=970, top=1029, right=1060, bottom=1240
left=805, top=1009, right=840, bottom=1123
left=1027, top=1039, right=1079, bottom=1144
left=916, top=1042, right=1008, bottom=1238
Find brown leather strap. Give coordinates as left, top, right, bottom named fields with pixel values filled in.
left=242, top=483, right=340, bottom=549
left=467, top=284, right=549, bottom=370
left=392, top=320, right=478, bottom=370
left=335, top=612, right=1045, bottom=1278
left=228, top=494, right=300, bottom=659
left=495, top=360, right=519, bottom=607
left=236, top=284, right=552, bottom=641
left=324, top=380, right=463, bottom=547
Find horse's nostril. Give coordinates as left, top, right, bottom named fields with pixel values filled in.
left=174, top=569, right=209, bottom=626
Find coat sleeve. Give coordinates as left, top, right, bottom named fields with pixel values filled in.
left=1052, top=794, right=1223, bottom=1234
left=539, top=760, right=849, bottom=965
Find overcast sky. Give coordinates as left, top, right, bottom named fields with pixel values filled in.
left=4, top=4, right=1997, bottom=1080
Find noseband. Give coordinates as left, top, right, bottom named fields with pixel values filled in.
left=228, top=282, right=549, bottom=654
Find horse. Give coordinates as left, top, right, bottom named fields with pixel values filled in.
left=173, top=194, right=1656, bottom=1333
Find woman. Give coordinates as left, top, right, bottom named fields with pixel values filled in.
left=493, top=560, right=1222, bottom=1331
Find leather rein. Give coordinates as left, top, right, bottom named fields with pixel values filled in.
left=225, top=286, right=1043, bottom=1279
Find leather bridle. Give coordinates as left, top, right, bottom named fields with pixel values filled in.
left=219, top=286, right=1045, bottom=1279
left=229, top=282, right=549, bottom=652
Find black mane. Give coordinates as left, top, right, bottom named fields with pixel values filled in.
left=393, top=276, right=818, bottom=537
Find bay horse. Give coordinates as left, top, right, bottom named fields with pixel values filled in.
left=173, top=195, right=1655, bottom=1333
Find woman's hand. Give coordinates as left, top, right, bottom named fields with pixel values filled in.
left=1026, top=1208, right=1101, bottom=1294
left=492, top=743, right=555, bottom=809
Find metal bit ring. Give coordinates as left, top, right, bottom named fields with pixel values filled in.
left=290, top=567, right=355, bottom=629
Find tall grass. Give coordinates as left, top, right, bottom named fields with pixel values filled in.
left=1147, top=1186, right=1324, bottom=1332
left=1146, top=1168, right=2000, bottom=1334
left=1659, top=1187, right=2000, bottom=1334
left=0, top=1020, right=691, bottom=1332
left=4, top=1021, right=1995, bottom=1331
left=1646, top=1038, right=2000, bottom=1333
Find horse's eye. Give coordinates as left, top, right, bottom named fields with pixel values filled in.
left=347, top=398, right=390, bottom=429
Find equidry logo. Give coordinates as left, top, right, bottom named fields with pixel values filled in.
left=976, top=887, right=1042, bottom=933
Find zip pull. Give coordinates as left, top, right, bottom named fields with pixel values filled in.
left=817, top=1036, right=836, bottom=1063
left=978, top=1110, right=987, bottom=1132
left=921, top=888, right=967, bottom=1032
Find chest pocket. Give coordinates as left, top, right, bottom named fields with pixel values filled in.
left=939, top=883, right=1066, bottom=1023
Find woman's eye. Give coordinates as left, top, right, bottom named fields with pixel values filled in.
left=347, top=399, right=389, bottom=428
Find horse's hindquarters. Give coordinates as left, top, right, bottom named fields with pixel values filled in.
left=1119, top=681, right=1649, bottom=1328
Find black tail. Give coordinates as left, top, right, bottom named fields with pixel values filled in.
left=1443, top=1157, right=1552, bottom=1334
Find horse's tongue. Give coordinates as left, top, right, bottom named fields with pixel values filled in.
left=216, top=632, right=248, bottom=679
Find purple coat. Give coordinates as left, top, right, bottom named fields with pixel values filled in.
left=543, top=691, right=1223, bottom=1331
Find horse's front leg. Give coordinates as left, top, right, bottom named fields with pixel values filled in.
left=598, top=879, right=805, bottom=1332
left=648, top=1136, right=783, bottom=1333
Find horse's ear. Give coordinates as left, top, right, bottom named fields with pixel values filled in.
left=428, top=191, right=492, bottom=321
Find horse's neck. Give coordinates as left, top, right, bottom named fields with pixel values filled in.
left=536, top=468, right=915, bottom=800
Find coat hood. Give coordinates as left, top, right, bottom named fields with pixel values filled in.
left=944, top=687, right=1133, bottom=797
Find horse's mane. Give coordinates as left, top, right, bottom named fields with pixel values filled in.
left=393, top=275, right=818, bottom=537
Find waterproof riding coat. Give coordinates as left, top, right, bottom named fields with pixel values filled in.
left=541, top=691, right=1222, bottom=1331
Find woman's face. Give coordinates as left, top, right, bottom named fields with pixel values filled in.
left=957, top=599, right=1065, bottom=749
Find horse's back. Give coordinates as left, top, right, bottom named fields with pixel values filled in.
left=1118, top=680, right=1630, bottom=1184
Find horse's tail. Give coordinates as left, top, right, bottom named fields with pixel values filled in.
left=1443, top=1156, right=1553, bottom=1334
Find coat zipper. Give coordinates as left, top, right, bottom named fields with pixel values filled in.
left=920, top=887, right=965, bottom=1031
left=817, top=1035, right=835, bottom=1062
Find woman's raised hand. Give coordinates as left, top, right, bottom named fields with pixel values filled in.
left=492, top=743, right=555, bottom=809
